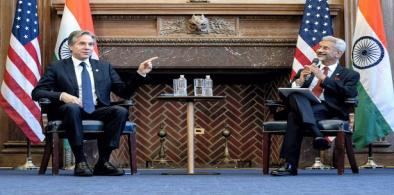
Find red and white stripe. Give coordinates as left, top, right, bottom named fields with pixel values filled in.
left=0, top=35, right=44, bottom=144
left=290, top=35, right=318, bottom=80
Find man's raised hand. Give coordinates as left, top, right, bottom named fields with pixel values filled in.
left=137, top=56, right=158, bottom=76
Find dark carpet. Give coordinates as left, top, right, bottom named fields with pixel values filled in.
left=0, top=168, right=392, bottom=195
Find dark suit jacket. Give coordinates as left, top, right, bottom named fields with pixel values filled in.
left=32, top=58, right=146, bottom=107
left=291, top=64, right=360, bottom=119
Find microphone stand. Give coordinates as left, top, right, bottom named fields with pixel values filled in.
left=15, top=139, right=38, bottom=170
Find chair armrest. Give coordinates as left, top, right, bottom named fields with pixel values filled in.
left=344, top=97, right=358, bottom=132
left=38, top=98, right=51, bottom=113
left=344, top=97, right=358, bottom=115
left=264, top=99, right=285, bottom=111
left=264, top=100, right=285, bottom=121
left=39, top=98, right=134, bottom=110
left=264, top=99, right=284, bottom=107
left=344, top=97, right=358, bottom=107
left=111, top=99, right=134, bottom=109
left=38, top=97, right=51, bottom=105
left=37, top=98, right=52, bottom=130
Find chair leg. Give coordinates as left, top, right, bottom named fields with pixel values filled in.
left=52, top=133, right=60, bottom=175
left=334, top=132, right=345, bottom=175
left=345, top=134, right=359, bottom=174
left=38, top=136, right=52, bottom=175
left=332, top=148, right=336, bottom=169
left=262, top=133, right=271, bottom=175
left=127, top=132, right=137, bottom=174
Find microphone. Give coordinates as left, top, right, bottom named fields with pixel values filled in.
left=305, top=58, right=319, bottom=80
left=312, top=58, right=320, bottom=66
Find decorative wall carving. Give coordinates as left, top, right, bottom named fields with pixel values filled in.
left=209, top=17, right=236, bottom=35
left=159, top=17, right=188, bottom=35
left=94, top=15, right=157, bottom=21
left=188, top=15, right=210, bottom=34
left=159, top=16, right=237, bottom=36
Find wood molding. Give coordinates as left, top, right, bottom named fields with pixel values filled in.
left=1, top=141, right=44, bottom=154
left=52, top=3, right=342, bottom=16
left=97, top=38, right=295, bottom=70
left=98, top=37, right=296, bottom=46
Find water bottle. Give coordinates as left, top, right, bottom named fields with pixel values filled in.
left=204, top=75, right=213, bottom=96
left=178, top=75, right=188, bottom=96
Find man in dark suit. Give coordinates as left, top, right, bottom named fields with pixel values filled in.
left=32, top=30, right=158, bottom=176
left=271, top=36, right=360, bottom=176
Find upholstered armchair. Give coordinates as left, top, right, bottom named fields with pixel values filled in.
left=261, top=98, right=359, bottom=175
left=37, top=98, right=137, bottom=175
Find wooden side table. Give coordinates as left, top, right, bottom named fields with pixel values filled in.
left=155, top=95, right=225, bottom=174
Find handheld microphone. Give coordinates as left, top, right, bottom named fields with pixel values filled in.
left=312, top=58, right=320, bottom=66
left=305, top=58, right=319, bottom=80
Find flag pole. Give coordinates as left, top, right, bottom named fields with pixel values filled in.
left=14, top=139, right=38, bottom=170
left=359, top=144, right=383, bottom=169
left=306, top=150, right=332, bottom=170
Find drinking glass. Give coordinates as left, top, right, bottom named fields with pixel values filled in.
left=194, top=78, right=204, bottom=96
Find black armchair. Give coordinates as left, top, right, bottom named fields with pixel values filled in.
left=261, top=98, right=359, bottom=175
left=37, top=98, right=137, bottom=175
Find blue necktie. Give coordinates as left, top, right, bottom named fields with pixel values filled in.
left=80, top=62, right=95, bottom=113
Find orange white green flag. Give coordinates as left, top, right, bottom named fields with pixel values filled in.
left=54, top=0, right=98, bottom=60
left=351, top=0, right=394, bottom=149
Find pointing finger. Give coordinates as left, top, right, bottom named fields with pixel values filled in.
left=146, top=56, right=158, bottom=62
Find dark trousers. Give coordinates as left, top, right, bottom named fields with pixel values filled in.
left=280, top=93, right=336, bottom=166
left=58, top=103, right=128, bottom=149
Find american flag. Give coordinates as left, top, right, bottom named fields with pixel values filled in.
left=291, top=0, right=333, bottom=79
left=0, top=0, right=44, bottom=144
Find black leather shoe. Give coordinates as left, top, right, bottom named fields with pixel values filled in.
left=74, top=162, right=93, bottom=176
left=313, top=137, right=331, bottom=150
left=270, top=164, right=298, bottom=176
left=93, top=162, right=125, bottom=176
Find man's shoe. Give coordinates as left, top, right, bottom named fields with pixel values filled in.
left=270, top=164, right=298, bottom=176
left=313, top=137, right=331, bottom=150
left=74, top=162, right=93, bottom=176
left=93, top=162, right=125, bottom=176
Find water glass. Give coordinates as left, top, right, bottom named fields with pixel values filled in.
left=173, top=79, right=179, bottom=96
left=194, top=78, right=204, bottom=96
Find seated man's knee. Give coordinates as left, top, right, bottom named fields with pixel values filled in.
left=113, top=106, right=128, bottom=119
left=62, top=103, right=81, bottom=114
left=288, top=93, right=303, bottom=100
left=288, top=93, right=309, bottom=104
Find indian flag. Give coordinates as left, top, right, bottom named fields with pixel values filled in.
left=54, top=0, right=98, bottom=60
left=351, top=0, right=394, bottom=149
left=53, top=0, right=99, bottom=156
